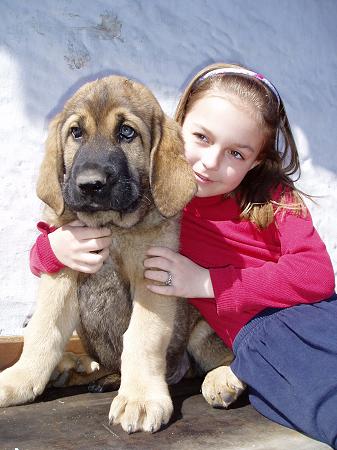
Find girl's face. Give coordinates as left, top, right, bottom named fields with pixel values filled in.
left=182, top=95, right=264, bottom=197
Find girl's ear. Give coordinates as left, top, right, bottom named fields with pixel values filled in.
left=150, top=115, right=197, bottom=217
left=36, top=113, right=65, bottom=216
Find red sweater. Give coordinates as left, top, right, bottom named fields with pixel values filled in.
left=30, top=195, right=335, bottom=349
left=30, top=222, right=65, bottom=276
left=180, top=195, right=335, bottom=348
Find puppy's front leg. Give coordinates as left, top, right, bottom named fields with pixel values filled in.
left=109, top=283, right=176, bottom=433
left=0, top=269, right=79, bottom=407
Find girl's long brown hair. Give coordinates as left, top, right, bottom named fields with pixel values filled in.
left=175, top=63, right=307, bottom=228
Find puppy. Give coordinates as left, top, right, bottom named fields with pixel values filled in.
left=0, top=76, right=244, bottom=433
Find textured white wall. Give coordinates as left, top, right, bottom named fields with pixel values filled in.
left=0, top=0, right=336, bottom=334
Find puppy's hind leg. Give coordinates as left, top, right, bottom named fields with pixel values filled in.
left=187, top=318, right=234, bottom=374
left=50, top=353, right=117, bottom=391
left=0, top=269, right=79, bottom=407
left=187, top=318, right=246, bottom=408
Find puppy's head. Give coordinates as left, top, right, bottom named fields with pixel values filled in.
left=37, top=76, right=197, bottom=226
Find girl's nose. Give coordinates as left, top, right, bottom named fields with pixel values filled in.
left=201, top=145, right=222, bottom=171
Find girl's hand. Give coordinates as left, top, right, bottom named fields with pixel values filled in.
left=144, top=247, right=214, bottom=298
left=48, top=220, right=112, bottom=273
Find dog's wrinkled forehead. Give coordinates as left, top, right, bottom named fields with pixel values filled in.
left=64, top=76, right=162, bottom=127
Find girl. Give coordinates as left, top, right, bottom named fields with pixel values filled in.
left=30, top=63, right=336, bottom=448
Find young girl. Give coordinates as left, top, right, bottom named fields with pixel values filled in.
left=30, top=63, right=337, bottom=447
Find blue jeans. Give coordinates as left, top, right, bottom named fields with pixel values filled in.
left=231, top=294, right=337, bottom=449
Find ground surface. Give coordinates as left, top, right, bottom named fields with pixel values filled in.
left=0, top=378, right=331, bottom=450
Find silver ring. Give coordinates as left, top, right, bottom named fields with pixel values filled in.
left=165, top=271, right=173, bottom=286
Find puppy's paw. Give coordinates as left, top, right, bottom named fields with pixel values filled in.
left=0, top=365, right=44, bottom=407
left=50, top=352, right=100, bottom=387
left=202, top=366, right=246, bottom=408
left=109, top=386, right=173, bottom=433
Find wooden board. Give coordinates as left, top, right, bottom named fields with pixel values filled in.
left=0, top=335, right=85, bottom=370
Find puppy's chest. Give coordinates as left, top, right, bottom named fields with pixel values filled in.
left=106, top=215, right=179, bottom=281
left=107, top=231, right=147, bottom=279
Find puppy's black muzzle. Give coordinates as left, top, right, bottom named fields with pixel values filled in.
left=63, top=145, right=141, bottom=213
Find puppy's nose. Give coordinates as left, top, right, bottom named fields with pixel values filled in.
left=76, top=169, right=107, bottom=195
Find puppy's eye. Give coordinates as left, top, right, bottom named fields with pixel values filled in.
left=119, top=125, right=136, bottom=142
left=70, top=126, right=83, bottom=140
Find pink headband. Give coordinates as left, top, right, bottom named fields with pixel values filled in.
left=195, top=67, right=281, bottom=105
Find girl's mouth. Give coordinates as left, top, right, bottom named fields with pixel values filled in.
left=194, top=172, right=213, bottom=184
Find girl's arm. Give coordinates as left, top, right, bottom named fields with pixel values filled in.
left=210, top=210, right=335, bottom=316
left=30, top=220, right=112, bottom=277
left=30, top=222, right=65, bottom=276
left=144, top=210, right=335, bottom=313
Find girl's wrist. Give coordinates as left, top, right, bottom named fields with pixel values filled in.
left=199, top=268, right=214, bottom=298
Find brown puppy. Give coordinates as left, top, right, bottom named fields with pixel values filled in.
left=0, top=76, right=243, bottom=432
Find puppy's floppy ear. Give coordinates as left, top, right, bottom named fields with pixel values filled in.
left=36, top=113, right=65, bottom=216
left=150, top=116, right=197, bottom=217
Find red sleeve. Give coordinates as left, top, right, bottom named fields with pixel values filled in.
left=30, top=222, right=65, bottom=277
left=210, top=210, right=336, bottom=316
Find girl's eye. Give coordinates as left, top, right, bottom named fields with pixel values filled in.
left=194, top=133, right=208, bottom=143
left=119, top=124, right=137, bottom=141
left=70, top=126, right=83, bottom=140
left=230, top=150, right=244, bottom=160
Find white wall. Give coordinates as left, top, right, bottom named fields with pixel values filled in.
left=0, top=0, right=336, bottom=334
